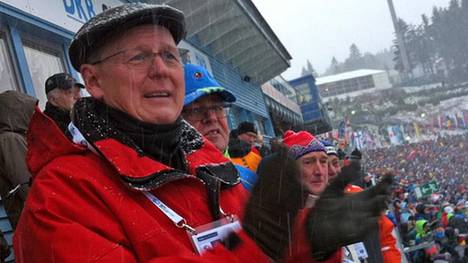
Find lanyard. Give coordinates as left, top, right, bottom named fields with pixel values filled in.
left=143, top=192, right=196, bottom=233
left=70, top=123, right=229, bottom=235
left=71, top=122, right=197, bottom=233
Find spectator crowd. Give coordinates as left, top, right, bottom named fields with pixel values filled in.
left=365, top=134, right=468, bottom=262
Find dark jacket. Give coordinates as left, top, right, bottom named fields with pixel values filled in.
left=0, top=91, right=36, bottom=229
left=448, top=213, right=467, bottom=234
left=43, top=102, right=71, bottom=134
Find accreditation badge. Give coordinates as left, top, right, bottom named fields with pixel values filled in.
left=188, top=215, right=241, bottom=254
left=351, top=242, right=368, bottom=260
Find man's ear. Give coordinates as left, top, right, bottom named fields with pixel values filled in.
left=80, top=64, right=104, bottom=99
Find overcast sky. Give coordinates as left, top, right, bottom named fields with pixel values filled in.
left=251, top=0, right=450, bottom=80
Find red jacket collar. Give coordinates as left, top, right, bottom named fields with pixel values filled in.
left=27, top=107, right=239, bottom=190
left=82, top=119, right=240, bottom=190
left=27, top=107, right=85, bottom=176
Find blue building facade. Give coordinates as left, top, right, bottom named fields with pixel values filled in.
left=209, top=56, right=275, bottom=137
left=288, top=74, right=332, bottom=134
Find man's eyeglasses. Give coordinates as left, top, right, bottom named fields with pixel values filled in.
left=90, top=48, right=181, bottom=69
left=182, top=104, right=231, bottom=121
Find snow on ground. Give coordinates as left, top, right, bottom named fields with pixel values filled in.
left=401, top=83, right=442, bottom=93
left=391, top=94, right=468, bottom=124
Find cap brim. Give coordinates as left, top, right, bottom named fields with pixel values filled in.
left=69, top=4, right=186, bottom=72
left=184, top=87, right=236, bottom=106
left=74, top=83, right=85, bottom=89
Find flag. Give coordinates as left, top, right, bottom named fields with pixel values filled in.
left=430, top=115, right=436, bottom=130
left=463, top=110, right=468, bottom=128
left=394, top=125, right=404, bottom=143
left=387, top=126, right=401, bottom=145
left=338, top=121, right=345, bottom=138
left=413, top=122, right=421, bottom=137
left=452, top=113, right=458, bottom=128
left=446, top=114, right=456, bottom=129
left=456, top=113, right=465, bottom=128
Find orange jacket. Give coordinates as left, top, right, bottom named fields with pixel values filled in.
left=344, top=185, right=401, bottom=263
left=230, top=150, right=262, bottom=172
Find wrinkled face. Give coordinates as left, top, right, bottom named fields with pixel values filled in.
left=238, top=132, right=257, bottom=146
left=327, top=154, right=341, bottom=181
left=81, top=25, right=184, bottom=124
left=183, top=94, right=230, bottom=152
left=298, top=151, right=329, bottom=195
left=50, top=86, right=81, bottom=111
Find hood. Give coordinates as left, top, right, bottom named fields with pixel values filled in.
left=0, top=91, right=37, bottom=134
left=415, top=219, right=428, bottom=236
left=26, top=108, right=85, bottom=177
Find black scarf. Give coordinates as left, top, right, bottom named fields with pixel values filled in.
left=44, top=102, right=71, bottom=134
left=76, top=98, right=186, bottom=171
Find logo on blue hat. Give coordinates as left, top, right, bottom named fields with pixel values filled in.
left=184, top=64, right=236, bottom=106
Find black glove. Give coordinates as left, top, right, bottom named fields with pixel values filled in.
left=0, top=231, right=10, bottom=262
left=242, top=146, right=304, bottom=261
left=306, top=162, right=393, bottom=261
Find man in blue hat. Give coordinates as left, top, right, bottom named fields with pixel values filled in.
left=182, top=64, right=257, bottom=191
left=182, top=64, right=235, bottom=154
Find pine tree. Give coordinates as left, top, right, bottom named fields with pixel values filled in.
left=343, top=43, right=364, bottom=71
left=349, top=43, right=362, bottom=61
left=331, top=57, right=339, bottom=73
left=306, top=60, right=318, bottom=77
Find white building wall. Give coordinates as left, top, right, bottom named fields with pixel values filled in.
left=372, top=72, right=392, bottom=90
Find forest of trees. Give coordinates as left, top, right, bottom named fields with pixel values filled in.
left=302, top=45, right=394, bottom=78
left=393, top=0, right=468, bottom=82
left=302, top=0, right=468, bottom=82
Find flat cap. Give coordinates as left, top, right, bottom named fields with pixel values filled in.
left=69, top=3, right=186, bottom=72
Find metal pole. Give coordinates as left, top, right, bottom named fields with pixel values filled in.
left=386, top=0, right=411, bottom=80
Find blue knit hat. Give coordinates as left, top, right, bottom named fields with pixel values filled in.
left=184, top=64, right=236, bottom=106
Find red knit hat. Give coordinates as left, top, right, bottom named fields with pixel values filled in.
left=282, top=130, right=326, bottom=159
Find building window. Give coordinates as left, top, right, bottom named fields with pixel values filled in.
left=228, top=106, right=240, bottom=130
left=255, top=117, right=266, bottom=135
left=295, top=83, right=312, bottom=105
left=179, top=48, right=191, bottom=64
left=23, top=43, right=65, bottom=109
left=0, top=35, right=18, bottom=93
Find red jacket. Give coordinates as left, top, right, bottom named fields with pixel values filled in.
left=14, top=109, right=324, bottom=262
left=286, top=208, right=343, bottom=263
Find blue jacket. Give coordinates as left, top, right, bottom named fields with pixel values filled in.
left=235, top=164, right=257, bottom=192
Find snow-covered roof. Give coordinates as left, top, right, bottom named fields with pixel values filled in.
left=147, top=0, right=292, bottom=84
left=316, top=69, right=385, bottom=86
